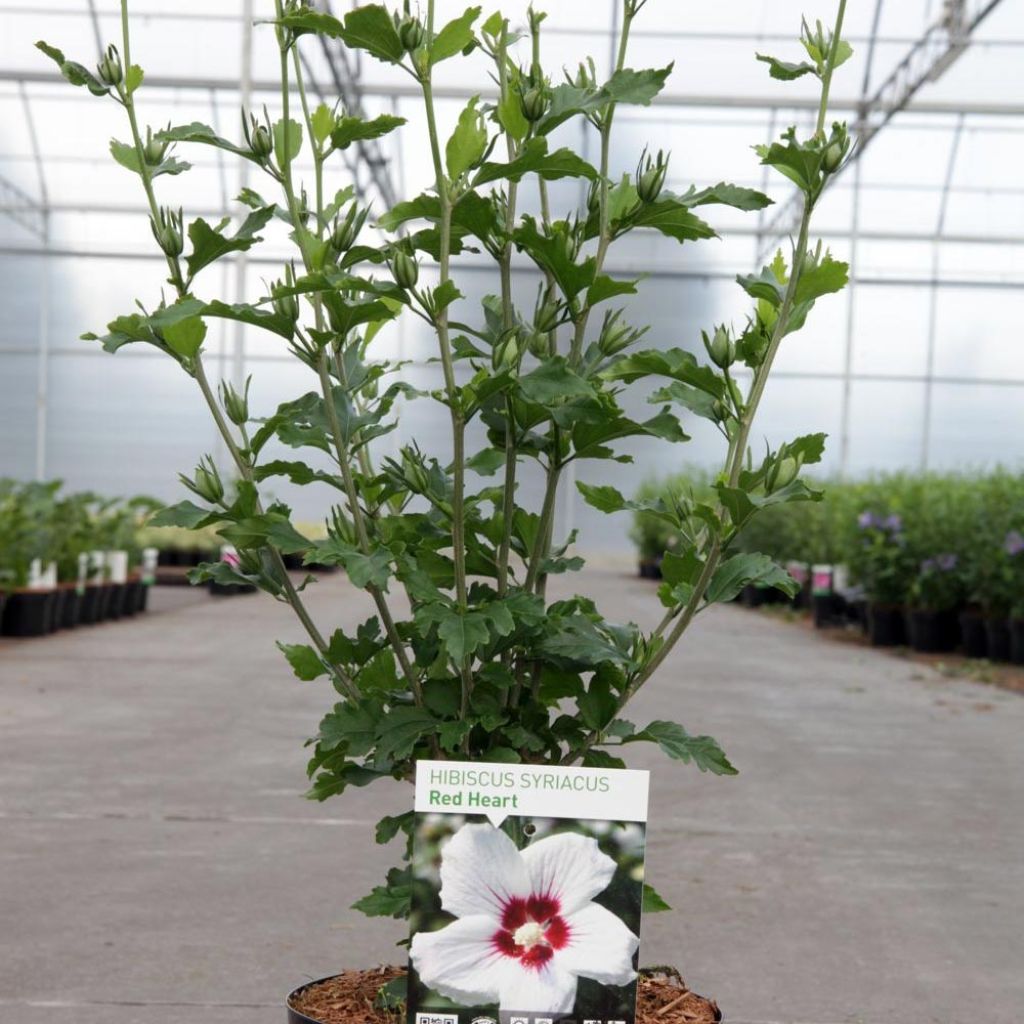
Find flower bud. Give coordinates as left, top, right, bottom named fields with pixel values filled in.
left=398, top=16, right=425, bottom=52
left=492, top=331, right=521, bottom=372
left=526, top=329, right=550, bottom=360
left=96, top=45, right=123, bottom=87
left=711, top=399, right=730, bottom=423
left=142, top=125, right=169, bottom=167
left=598, top=310, right=633, bottom=356
left=533, top=295, right=560, bottom=335
left=330, top=203, right=366, bottom=255
left=704, top=326, right=735, bottom=369
left=183, top=456, right=224, bottom=505
left=220, top=377, right=250, bottom=427
left=520, top=86, right=550, bottom=123
left=149, top=206, right=183, bottom=258
left=390, top=249, right=419, bottom=290
left=401, top=452, right=431, bottom=495
left=768, top=455, right=800, bottom=492
left=636, top=148, right=668, bottom=204
left=823, top=142, right=844, bottom=173
left=242, top=110, right=274, bottom=161
left=271, top=264, right=300, bottom=324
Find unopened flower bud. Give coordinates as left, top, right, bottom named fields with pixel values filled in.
left=271, top=265, right=299, bottom=323
left=142, top=125, right=169, bottom=167
left=492, top=331, right=521, bottom=372
left=390, top=249, right=419, bottom=290
left=402, top=455, right=431, bottom=494
left=398, top=16, right=425, bottom=52
left=711, top=399, right=730, bottom=423
left=636, top=148, right=668, bottom=204
left=598, top=310, right=633, bottom=356
left=242, top=110, right=274, bottom=161
left=520, top=86, right=550, bottom=122
left=705, top=326, right=735, bottom=368
left=149, top=206, right=183, bottom=258
left=769, top=455, right=800, bottom=492
left=220, top=378, right=250, bottom=427
left=330, top=204, right=365, bottom=254
left=97, top=44, right=122, bottom=87
left=823, top=141, right=844, bottom=173
left=184, top=457, right=224, bottom=505
left=534, top=296, right=560, bottom=335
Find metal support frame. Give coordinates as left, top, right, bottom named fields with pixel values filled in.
left=755, top=0, right=1006, bottom=264
left=920, top=113, right=966, bottom=470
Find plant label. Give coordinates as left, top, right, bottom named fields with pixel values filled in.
left=408, top=760, right=650, bottom=1024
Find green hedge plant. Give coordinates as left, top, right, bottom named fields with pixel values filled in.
left=41, top=0, right=851, bottom=920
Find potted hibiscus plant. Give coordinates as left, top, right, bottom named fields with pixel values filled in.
left=40, top=0, right=851, bottom=1020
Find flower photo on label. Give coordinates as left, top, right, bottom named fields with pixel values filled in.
left=410, top=819, right=642, bottom=1016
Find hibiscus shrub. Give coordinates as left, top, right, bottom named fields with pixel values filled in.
left=41, top=0, right=851, bottom=920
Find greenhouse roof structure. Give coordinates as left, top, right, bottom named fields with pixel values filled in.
left=0, top=0, right=1021, bottom=534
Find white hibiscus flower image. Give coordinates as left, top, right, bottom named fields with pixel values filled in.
left=410, top=822, right=640, bottom=1013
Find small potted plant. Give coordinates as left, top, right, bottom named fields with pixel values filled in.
left=847, top=511, right=914, bottom=646
left=41, top=0, right=852, bottom=1018
left=905, top=554, right=962, bottom=653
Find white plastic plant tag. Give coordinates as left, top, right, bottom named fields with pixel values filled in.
left=408, top=760, right=649, bottom=1024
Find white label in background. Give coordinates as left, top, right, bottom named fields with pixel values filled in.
left=414, top=759, right=649, bottom=828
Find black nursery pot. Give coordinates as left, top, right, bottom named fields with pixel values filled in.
left=120, top=580, right=142, bottom=617
left=78, top=584, right=103, bottom=624
left=59, top=587, right=83, bottom=629
left=1, top=590, right=56, bottom=637
left=637, top=558, right=661, bottom=580
left=959, top=611, right=988, bottom=659
left=286, top=976, right=330, bottom=1024
left=136, top=582, right=150, bottom=613
left=47, top=587, right=67, bottom=632
left=812, top=592, right=845, bottom=629
left=984, top=617, right=1011, bottom=662
left=105, top=582, right=128, bottom=620
left=906, top=608, right=959, bottom=653
left=1009, top=619, right=1024, bottom=665
left=867, top=602, right=906, bottom=647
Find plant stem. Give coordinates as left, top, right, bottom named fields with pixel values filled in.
left=422, top=1, right=472, bottom=707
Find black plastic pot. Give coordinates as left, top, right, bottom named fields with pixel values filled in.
left=638, top=558, right=661, bottom=580
left=741, top=583, right=775, bottom=608
left=47, top=587, right=67, bottom=632
left=59, top=587, right=83, bottom=629
left=812, top=592, right=845, bottom=629
left=868, top=602, right=906, bottom=647
left=1009, top=618, right=1024, bottom=665
left=120, top=580, right=142, bottom=617
left=906, top=608, right=959, bottom=653
left=107, top=583, right=129, bottom=620
left=136, top=582, right=150, bottom=613
left=959, top=611, right=988, bottom=659
left=984, top=617, right=1011, bottom=662
left=2, top=590, right=56, bottom=637
left=79, top=584, right=103, bottom=624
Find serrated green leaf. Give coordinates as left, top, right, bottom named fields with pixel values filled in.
left=273, top=117, right=302, bottom=167
left=330, top=113, right=406, bottom=151
left=794, top=253, right=848, bottom=304
left=705, top=552, right=798, bottom=605
left=431, top=6, right=481, bottom=65
left=278, top=642, right=325, bottom=681
left=446, top=96, right=488, bottom=179
left=756, top=53, right=818, bottom=80
left=642, top=883, right=672, bottom=912
left=625, top=720, right=737, bottom=775
left=603, top=63, right=673, bottom=105
left=474, top=136, right=598, bottom=186
left=186, top=205, right=273, bottom=280
left=161, top=316, right=206, bottom=360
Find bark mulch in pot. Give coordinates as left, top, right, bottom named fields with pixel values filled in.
left=289, top=965, right=720, bottom=1024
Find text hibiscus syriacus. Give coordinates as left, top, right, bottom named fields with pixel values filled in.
left=411, top=824, right=638, bottom=1012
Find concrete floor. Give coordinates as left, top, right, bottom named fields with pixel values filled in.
left=1, top=571, right=1022, bottom=1024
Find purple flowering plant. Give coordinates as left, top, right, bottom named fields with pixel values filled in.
left=908, top=552, right=963, bottom=612
left=851, top=509, right=916, bottom=605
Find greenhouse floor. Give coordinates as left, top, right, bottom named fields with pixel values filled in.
left=1, top=570, right=1022, bottom=1024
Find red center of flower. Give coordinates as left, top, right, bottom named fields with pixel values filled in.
left=492, top=894, right=570, bottom=968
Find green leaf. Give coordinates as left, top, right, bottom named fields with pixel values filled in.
left=755, top=127, right=822, bottom=193
left=756, top=53, right=818, bottom=80
left=338, top=4, right=405, bottom=64
left=156, top=121, right=249, bottom=159
left=185, top=205, right=274, bottom=280
left=431, top=7, right=481, bottom=65
left=794, top=252, right=849, bottom=304
left=149, top=499, right=216, bottom=530
left=446, top=97, right=488, bottom=179
left=467, top=448, right=506, bottom=476
left=586, top=275, right=638, bottom=307
left=540, top=616, right=633, bottom=668
left=642, top=883, right=672, bottom=912
left=577, top=676, right=618, bottom=732
left=677, top=182, right=772, bottom=212
left=576, top=482, right=629, bottom=514
left=161, top=316, right=206, bottom=360
left=603, top=64, right=674, bottom=105
left=375, top=811, right=414, bottom=845
left=630, top=198, right=717, bottom=244
left=125, top=64, right=144, bottom=94
left=278, top=642, right=325, bottom=681
left=474, top=137, right=597, bottom=186
left=311, top=103, right=335, bottom=146
left=330, top=113, right=406, bottom=151
left=375, top=706, right=437, bottom=761
left=352, top=868, right=412, bottom=918
left=438, top=609, right=491, bottom=664
left=496, top=89, right=529, bottom=142
left=305, top=539, right=391, bottom=591
left=513, top=216, right=595, bottom=302
left=109, top=139, right=142, bottom=174
left=201, top=300, right=295, bottom=341
left=603, top=347, right=725, bottom=399
left=36, top=40, right=110, bottom=96
left=625, top=720, right=737, bottom=775
left=519, top=357, right=594, bottom=405
left=705, top=552, right=798, bottom=605
left=273, top=117, right=302, bottom=166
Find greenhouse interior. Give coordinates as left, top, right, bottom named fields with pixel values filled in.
left=1, top=1, right=1022, bottom=1023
